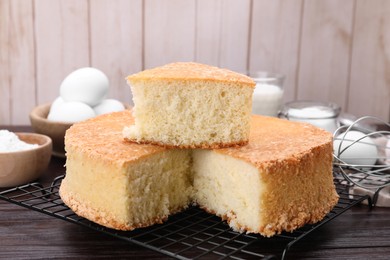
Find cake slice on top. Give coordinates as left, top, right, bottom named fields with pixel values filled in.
left=123, top=62, right=255, bottom=148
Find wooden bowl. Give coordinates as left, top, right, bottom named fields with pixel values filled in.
left=29, top=103, right=72, bottom=158
left=0, top=133, right=52, bottom=187
left=29, top=103, right=132, bottom=158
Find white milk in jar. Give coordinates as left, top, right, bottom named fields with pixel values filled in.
left=250, top=72, right=285, bottom=117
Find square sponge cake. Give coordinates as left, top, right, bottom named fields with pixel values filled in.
left=123, top=62, right=255, bottom=148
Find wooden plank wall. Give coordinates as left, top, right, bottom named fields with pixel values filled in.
left=1, top=0, right=389, bottom=125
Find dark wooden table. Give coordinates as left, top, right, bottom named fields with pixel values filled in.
left=1, top=126, right=390, bottom=259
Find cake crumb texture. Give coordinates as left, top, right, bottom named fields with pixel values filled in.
left=124, top=62, right=255, bottom=148
left=61, top=111, right=338, bottom=237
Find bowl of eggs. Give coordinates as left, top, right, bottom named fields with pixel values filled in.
left=30, top=67, right=130, bottom=157
left=30, top=103, right=73, bottom=157
left=0, top=130, right=52, bottom=187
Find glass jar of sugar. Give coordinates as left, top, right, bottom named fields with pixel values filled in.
left=279, top=100, right=341, bottom=133
left=250, top=72, right=285, bottom=117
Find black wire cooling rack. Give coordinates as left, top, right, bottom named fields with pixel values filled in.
left=0, top=172, right=370, bottom=260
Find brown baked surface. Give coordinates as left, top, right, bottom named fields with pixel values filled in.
left=59, top=183, right=185, bottom=231
left=62, top=111, right=338, bottom=236
left=59, top=184, right=142, bottom=231
left=65, top=111, right=167, bottom=165
left=127, top=62, right=255, bottom=87
left=216, top=114, right=333, bottom=166
left=69, top=110, right=331, bottom=164
left=213, top=115, right=337, bottom=236
left=123, top=137, right=249, bottom=149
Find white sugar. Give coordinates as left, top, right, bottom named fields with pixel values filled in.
left=288, top=106, right=335, bottom=118
left=286, top=106, right=338, bottom=133
left=0, top=130, right=39, bottom=152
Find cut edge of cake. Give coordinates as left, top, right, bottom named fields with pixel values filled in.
left=60, top=147, right=194, bottom=231
left=192, top=142, right=338, bottom=237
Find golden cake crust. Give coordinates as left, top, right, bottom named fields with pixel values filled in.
left=126, top=62, right=255, bottom=87
left=63, top=111, right=338, bottom=237
left=59, top=182, right=138, bottom=230
left=211, top=115, right=337, bottom=236
left=216, top=115, right=333, bottom=167
left=65, top=110, right=167, bottom=166
left=123, top=137, right=249, bottom=149
left=59, top=182, right=187, bottom=231
left=67, top=111, right=332, bottom=172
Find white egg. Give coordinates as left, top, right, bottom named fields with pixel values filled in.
left=93, top=99, right=125, bottom=115
left=50, top=96, right=65, bottom=113
left=47, top=101, right=96, bottom=123
left=60, top=67, right=109, bottom=106
left=333, top=130, right=378, bottom=166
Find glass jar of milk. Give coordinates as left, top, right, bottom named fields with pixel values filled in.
left=250, top=72, right=285, bottom=117
left=280, top=100, right=341, bottom=133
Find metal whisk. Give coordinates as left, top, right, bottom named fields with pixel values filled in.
left=333, top=116, right=390, bottom=206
